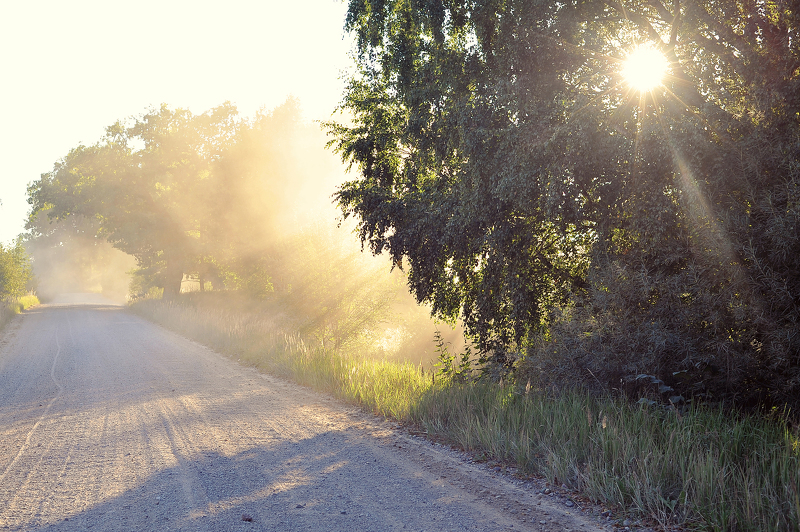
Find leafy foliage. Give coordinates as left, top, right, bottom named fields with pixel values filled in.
left=328, top=0, right=800, bottom=408
left=433, top=329, right=473, bottom=383
left=0, top=240, right=35, bottom=302
left=28, top=103, right=240, bottom=297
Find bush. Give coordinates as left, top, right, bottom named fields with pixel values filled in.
left=0, top=240, right=34, bottom=301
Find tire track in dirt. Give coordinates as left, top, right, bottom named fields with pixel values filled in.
left=0, top=323, right=64, bottom=488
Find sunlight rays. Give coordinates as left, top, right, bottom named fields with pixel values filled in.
left=556, top=37, right=742, bottom=288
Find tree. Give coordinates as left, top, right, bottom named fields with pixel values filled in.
left=328, top=0, right=800, bottom=405
left=28, top=103, right=240, bottom=297
left=27, top=98, right=346, bottom=301
left=209, top=97, right=345, bottom=293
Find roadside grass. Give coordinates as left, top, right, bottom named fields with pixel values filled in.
left=415, top=384, right=799, bottom=531
left=131, top=295, right=799, bottom=532
left=0, top=294, right=40, bottom=331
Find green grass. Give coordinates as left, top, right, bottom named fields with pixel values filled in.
left=131, top=294, right=800, bottom=531
left=413, top=384, right=799, bottom=531
left=0, top=294, right=40, bottom=330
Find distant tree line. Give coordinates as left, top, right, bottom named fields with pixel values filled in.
left=326, top=0, right=800, bottom=409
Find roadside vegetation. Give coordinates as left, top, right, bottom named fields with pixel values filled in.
left=0, top=294, right=39, bottom=330
left=0, top=240, right=38, bottom=330
left=326, top=0, right=800, bottom=415
left=132, top=291, right=799, bottom=532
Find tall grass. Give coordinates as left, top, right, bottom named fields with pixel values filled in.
left=0, top=294, right=40, bottom=330
left=413, top=384, right=799, bottom=531
left=132, top=295, right=799, bottom=531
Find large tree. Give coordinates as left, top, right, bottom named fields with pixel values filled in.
left=28, top=103, right=239, bottom=297
left=28, top=99, right=346, bottom=300
left=328, top=0, right=800, bottom=405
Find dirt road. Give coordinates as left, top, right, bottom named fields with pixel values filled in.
left=0, top=294, right=606, bottom=531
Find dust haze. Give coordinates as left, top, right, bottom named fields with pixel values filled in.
left=25, top=214, right=135, bottom=303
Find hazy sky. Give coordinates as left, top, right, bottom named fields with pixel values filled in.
left=0, top=0, right=355, bottom=244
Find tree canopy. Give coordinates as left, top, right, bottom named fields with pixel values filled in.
left=27, top=99, right=339, bottom=299
left=28, top=103, right=238, bottom=297
left=328, top=0, right=800, bottom=406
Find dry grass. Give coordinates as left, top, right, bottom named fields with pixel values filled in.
left=0, top=294, right=40, bottom=331
left=130, top=295, right=432, bottom=420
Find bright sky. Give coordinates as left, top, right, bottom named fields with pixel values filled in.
left=0, top=0, right=356, bottom=245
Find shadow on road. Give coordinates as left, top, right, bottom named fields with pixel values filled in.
left=29, top=432, right=440, bottom=532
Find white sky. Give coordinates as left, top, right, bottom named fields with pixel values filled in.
left=0, top=0, right=356, bottom=244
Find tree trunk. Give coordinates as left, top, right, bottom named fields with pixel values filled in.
left=161, top=262, right=184, bottom=299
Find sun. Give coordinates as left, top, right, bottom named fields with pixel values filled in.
left=622, top=45, right=670, bottom=92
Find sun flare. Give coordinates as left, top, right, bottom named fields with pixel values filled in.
left=622, top=45, right=669, bottom=92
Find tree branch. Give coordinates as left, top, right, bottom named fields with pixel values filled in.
left=669, top=0, right=680, bottom=46
left=684, top=0, right=750, bottom=57
left=648, top=0, right=673, bottom=23
left=691, top=33, right=748, bottom=74
left=604, top=0, right=665, bottom=46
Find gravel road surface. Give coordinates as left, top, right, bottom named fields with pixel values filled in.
left=0, top=294, right=607, bottom=531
